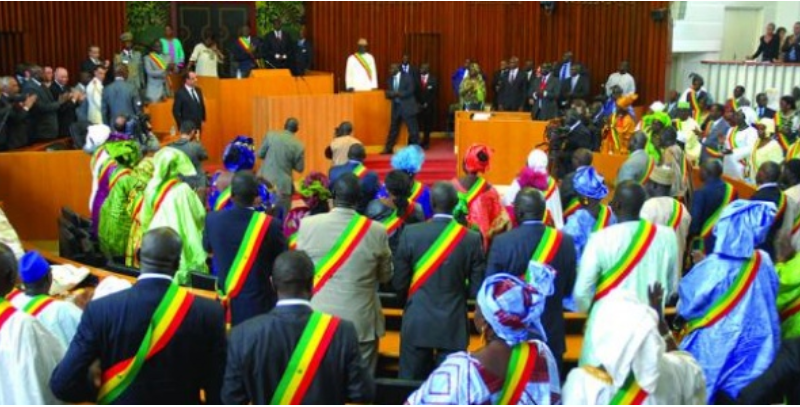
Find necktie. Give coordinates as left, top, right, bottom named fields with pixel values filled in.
left=191, top=89, right=198, bottom=103
left=422, top=75, right=427, bottom=88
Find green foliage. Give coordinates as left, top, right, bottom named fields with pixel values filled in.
left=126, top=1, right=171, bottom=49
left=255, top=1, right=305, bottom=37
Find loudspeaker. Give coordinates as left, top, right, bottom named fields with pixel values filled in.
left=651, top=8, right=668, bottom=22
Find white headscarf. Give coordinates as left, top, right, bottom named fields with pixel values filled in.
left=739, top=106, right=757, bottom=127
left=83, top=124, right=111, bottom=153
left=527, top=149, right=548, bottom=172
left=649, top=101, right=666, bottom=113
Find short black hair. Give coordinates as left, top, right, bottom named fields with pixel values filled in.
left=612, top=181, right=648, bottom=217
left=179, top=120, right=198, bottom=135
left=431, top=182, right=458, bottom=214
left=332, top=173, right=361, bottom=206
left=231, top=171, right=259, bottom=206
left=272, top=251, right=314, bottom=297
left=347, top=144, right=366, bottom=161
left=781, top=96, right=797, bottom=111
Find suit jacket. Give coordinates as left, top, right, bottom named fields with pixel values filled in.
left=531, top=74, right=560, bottom=120
left=230, top=36, right=261, bottom=73
left=756, top=106, right=776, bottom=120
left=393, top=216, right=485, bottom=350
left=101, top=78, right=140, bottom=125
left=329, top=161, right=380, bottom=214
left=560, top=74, right=590, bottom=103
left=736, top=338, right=800, bottom=405
left=399, top=63, right=418, bottom=81
left=22, top=80, right=61, bottom=140
left=113, top=50, right=144, bottom=90
left=222, top=304, right=374, bottom=404
left=0, top=95, right=30, bottom=150
left=203, top=207, right=286, bottom=326
left=261, top=30, right=293, bottom=68
left=257, top=130, right=305, bottom=196
left=297, top=208, right=392, bottom=342
left=416, top=74, right=437, bottom=108
left=80, top=59, right=99, bottom=74
left=689, top=178, right=730, bottom=252
left=50, top=83, right=78, bottom=137
left=294, top=39, right=313, bottom=74
left=750, top=185, right=785, bottom=258
left=172, top=86, right=206, bottom=128
left=386, top=73, right=418, bottom=118
left=497, top=68, right=528, bottom=111
left=50, top=277, right=226, bottom=404
left=485, top=223, right=577, bottom=360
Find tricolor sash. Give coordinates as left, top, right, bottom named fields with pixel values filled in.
left=352, top=163, right=367, bottom=179
left=409, top=221, right=468, bottom=297
left=22, top=295, right=56, bottom=317
left=5, top=287, right=22, bottom=301
left=270, top=312, right=341, bottom=405
left=543, top=177, right=557, bottom=200
left=497, top=342, right=539, bottom=405
left=594, top=221, right=657, bottom=301
left=638, top=157, right=655, bottom=185
left=237, top=37, right=254, bottom=58
left=152, top=179, right=179, bottom=216
left=686, top=252, right=762, bottom=333
left=609, top=373, right=649, bottom=405
left=148, top=53, right=167, bottom=70
left=463, top=177, right=487, bottom=208
left=530, top=227, right=563, bottom=265
left=543, top=209, right=554, bottom=227
left=409, top=181, right=423, bottom=206
left=728, top=97, right=739, bottom=112
left=0, top=299, right=15, bottom=331
left=563, top=198, right=581, bottom=220
left=382, top=204, right=415, bottom=236
left=693, top=183, right=736, bottom=253
left=353, top=53, right=373, bottom=80
left=792, top=210, right=800, bottom=236
left=91, top=145, right=109, bottom=171
left=726, top=128, right=739, bottom=150
left=218, top=213, right=272, bottom=328
left=213, top=187, right=232, bottom=211
left=593, top=205, right=612, bottom=232
left=109, top=168, right=131, bottom=191
left=288, top=233, right=298, bottom=250
left=689, top=90, right=701, bottom=122
left=704, top=146, right=724, bottom=159
left=776, top=192, right=787, bottom=222
left=781, top=296, right=800, bottom=322
left=666, top=199, right=684, bottom=230
left=787, top=141, right=800, bottom=162
left=98, top=160, right=117, bottom=186
left=313, top=215, right=373, bottom=294
left=97, top=284, right=195, bottom=404
left=776, top=113, right=790, bottom=152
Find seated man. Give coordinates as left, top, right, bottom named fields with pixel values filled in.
left=222, top=251, right=374, bottom=404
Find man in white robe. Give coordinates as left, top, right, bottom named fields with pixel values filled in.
left=345, top=38, right=378, bottom=91
left=641, top=166, right=692, bottom=275
left=722, top=107, right=759, bottom=180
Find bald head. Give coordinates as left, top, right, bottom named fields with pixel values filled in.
left=611, top=181, right=647, bottom=220
left=54, top=67, right=69, bottom=86
left=431, top=182, right=458, bottom=215
left=231, top=171, right=259, bottom=206
left=284, top=118, right=299, bottom=133
left=139, top=227, right=183, bottom=275
left=513, top=188, right=546, bottom=222
left=756, top=161, right=782, bottom=185
left=0, top=243, right=17, bottom=296
left=272, top=251, right=314, bottom=299
left=700, top=159, right=723, bottom=182
left=630, top=132, right=648, bottom=152
left=332, top=173, right=361, bottom=208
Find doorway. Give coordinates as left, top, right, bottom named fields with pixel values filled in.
left=176, top=3, right=255, bottom=77
left=721, top=7, right=763, bottom=61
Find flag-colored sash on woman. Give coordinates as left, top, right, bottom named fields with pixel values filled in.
left=496, top=342, right=539, bottom=405
left=213, top=187, right=232, bottom=211
left=148, top=53, right=168, bottom=70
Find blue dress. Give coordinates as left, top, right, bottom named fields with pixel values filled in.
left=562, top=207, right=617, bottom=263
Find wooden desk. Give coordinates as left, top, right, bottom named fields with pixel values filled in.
left=454, top=111, right=547, bottom=185
left=351, top=90, right=408, bottom=149
left=147, top=99, right=223, bottom=161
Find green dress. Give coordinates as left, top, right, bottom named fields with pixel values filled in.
left=777, top=255, right=800, bottom=339
left=99, top=159, right=153, bottom=258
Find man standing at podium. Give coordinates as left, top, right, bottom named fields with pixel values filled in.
left=231, top=25, right=260, bottom=78
left=382, top=64, right=420, bottom=154
left=262, top=18, right=292, bottom=70
left=345, top=38, right=377, bottom=91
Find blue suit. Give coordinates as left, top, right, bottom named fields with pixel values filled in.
left=329, top=160, right=380, bottom=214
left=50, top=277, right=226, bottom=404
left=690, top=178, right=736, bottom=254
left=203, top=206, right=286, bottom=326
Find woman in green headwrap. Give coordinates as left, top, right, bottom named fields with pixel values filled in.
left=128, top=147, right=207, bottom=284
left=99, top=158, right=154, bottom=260
left=643, top=111, right=672, bottom=162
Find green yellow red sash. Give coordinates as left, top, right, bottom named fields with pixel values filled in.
left=563, top=198, right=581, bottom=220
left=0, top=299, right=15, bottom=331
left=98, top=284, right=195, bottom=404
left=5, top=287, right=22, bottom=301
left=464, top=177, right=487, bottom=208
left=542, top=209, right=554, bottom=226
left=288, top=233, right=298, bottom=250
left=776, top=113, right=790, bottom=152
left=98, top=160, right=116, bottom=185
left=409, top=221, right=468, bottom=297
left=409, top=181, right=423, bottom=206
left=218, top=213, right=272, bottom=328
left=213, top=187, right=232, bottom=211
left=704, top=146, right=723, bottom=159
left=22, top=295, right=56, bottom=317
left=352, top=163, right=367, bottom=179
left=781, top=296, right=800, bottom=322
left=497, top=342, right=539, bottom=405
left=792, top=211, right=800, bottom=236
left=353, top=53, right=373, bottom=80
left=728, top=97, right=739, bottom=112
left=271, top=312, right=341, bottom=405
left=776, top=192, right=787, bottom=222
left=666, top=199, right=684, bottom=230
left=313, top=215, right=372, bottom=294
left=787, top=141, right=800, bottom=162
left=693, top=183, right=736, bottom=254
left=686, top=252, right=762, bottom=333
left=726, top=128, right=739, bottom=150
left=237, top=37, right=254, bottom=58
left=689, top=90, right=701, bottom=123
left=91, top=145, right=109, bottom=171
left=530, top=227, right=563, bottom=265
left=152, top=179, right=179, bottom=216
left=638, top=156, right=655, bottom=185
left=610, top=114, right=621, bottom=151
left=109, top=168, right=131, bottom=191
left=593, top=205, right=612, bottom=232
left=609, top=373, right=649, bottom=405
left=594, top=221, right=657, bottom=301
left=382, top=204, right=414, bottom=235
left=148, top=53, right=167, bottom=70
left=543, top=177, right=557, bottom=200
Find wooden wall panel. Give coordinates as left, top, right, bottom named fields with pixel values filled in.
left=308, top=2, right=670, bottom=105
left=0, top=2, right=126, bottom=76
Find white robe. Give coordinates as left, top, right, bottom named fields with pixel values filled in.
left=86, top=78, right=104, bottom=125
left=722, top=126, right=758, bottom=181
left=0, top=310, right=65, bottom=404
left=748, top=140, right=784, bottom=182
left=640, top=197, right=692, bottom=275
left=0, top=207, right=24, bottom=259
left=502, top=178, right=565, bottom=229
left=10, top=294, right=82, bottom=349
left=786, top=184, right=800, bottom=252
left=345, top=53, right=378, bottom=91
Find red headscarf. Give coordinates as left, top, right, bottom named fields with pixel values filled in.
left=464, top=144, right=492, bottom=174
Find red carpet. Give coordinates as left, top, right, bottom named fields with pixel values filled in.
left=364, top=139, right=457, bottom=185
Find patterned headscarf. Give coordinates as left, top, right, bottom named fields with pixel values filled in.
left=298, top=172, right=331, bottom=208
left=573, top=166, right=608, bottom=200
left=140, top=147, right=197, bottom=231
left=391, top=145, right=426, bottom=175
left=223, top=136, right=256, bottom=172
left=105, top=140, right=141, bottom=169
left=477, top=273, right=551, bottom=346
left=713, top=200, right=776, bottom=258
left=464, top=144, right=492, bottom=174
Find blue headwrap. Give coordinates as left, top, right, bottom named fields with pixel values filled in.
left=19, top=251, right=50, bottom=284
left=713, top=200, right=776, bottom=258
left=391, top=145, right=426, bottom=175
left=477, top=273, right=551, bottom=346
left=223, top=136, right=256, bottom=172
left=574, top=166, right=609, bottom=200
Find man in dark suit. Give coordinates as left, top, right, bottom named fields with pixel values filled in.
left=101, top=65, right=140, bottom=126
left=172, top=71, right=206, bottom=130
left=294, top=25, right=313, bottom=75
left=490, top=60, right=507, bottom=109
left=50, top=68, right=81, bottom=138
left=0, top=76, right=36, bottom=150
left=329, top=144, right=380, bottom=214
left=496, top=56, right=527, bottom=112
left=382, top=63, right=420, bottom=154
left=393, top=182, right=485, bottom=380
left=222, top=251, right=374, bottom=404
left=755, top=93, right=776, bottom=120
left=50, top=227, right=226, bottom=404
left=80, top=45, right=111, bottom=76
left=555, top=51, right=574, bottom=82
left=560, top=109, right=595, bottom=177
left=750, top=162, right=789, bottom=259
left=416, top=63, right=437, bottom=149
left=231, top=25, right=260, bottom=78
left=23, top=65, right=69, bottom=142
left=261, top=18, right=293, bottom=69
left=688, top=160, right=736, bottom=256
left=531, top=63, right=560, bottom=121
left=485, top=187, right=576, bottom=370
left=204, top=172, right=286, bottom=327
left=560, top=64, right=590, bottom=108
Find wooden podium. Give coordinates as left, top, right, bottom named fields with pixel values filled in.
left=352, top=90, right=408, bottom=149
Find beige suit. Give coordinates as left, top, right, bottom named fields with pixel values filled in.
left=297, top=207, right=392, bottom=371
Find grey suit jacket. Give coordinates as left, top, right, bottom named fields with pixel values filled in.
left=101, top=78, right=140, bottom=125
left=257, top=130, right=305, bottom=196
left=297, top=208, right=392, bottom=342
left=144, top=53, right=171, bottom=103
left=114, top=50, right=144, bottom=90
left=616, top=149, right=650, bottom=186
left=23, top=80, right=61, bottom=140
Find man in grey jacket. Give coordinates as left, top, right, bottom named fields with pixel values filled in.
left=258, top=117, right=305, bottom=218
left=101, top=65, right=140, bottom=125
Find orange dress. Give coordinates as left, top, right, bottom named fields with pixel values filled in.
left=452, top=178, right=510, bottom=249
left=604, top=113, right=636, bottom=155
